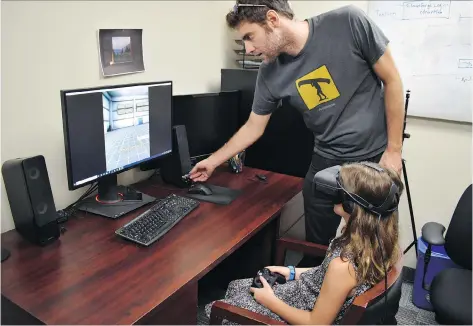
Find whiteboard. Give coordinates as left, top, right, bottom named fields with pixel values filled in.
left=367, top=1, right=472, bottom=123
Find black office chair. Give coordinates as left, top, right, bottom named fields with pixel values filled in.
left=421, top=184, right=472, bottom=325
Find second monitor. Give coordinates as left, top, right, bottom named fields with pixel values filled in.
left=173, top=91, right=240, bottom=161
left=140, top=90, right=240, bottom=173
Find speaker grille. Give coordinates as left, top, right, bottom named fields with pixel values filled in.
left=22, top=156, right=58, bottom=227
left=28, top=167, right=40, bottom=180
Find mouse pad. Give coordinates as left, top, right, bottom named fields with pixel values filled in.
left=186, top=184, right=242, bottom=205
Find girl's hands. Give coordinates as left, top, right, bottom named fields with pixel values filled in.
left=265, top=266, right=291, bottom=280
left=250, top=276, right=277, bottom=308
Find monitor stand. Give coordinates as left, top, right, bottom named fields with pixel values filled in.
left=76, top=174, right=156, bottom=219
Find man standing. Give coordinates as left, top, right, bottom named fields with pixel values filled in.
left=189, top=0, right=404, bottom=259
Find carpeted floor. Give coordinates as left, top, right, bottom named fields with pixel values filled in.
left=396, top=282, right=438, bottom=325
left=197, top=280, right=438, bottom=325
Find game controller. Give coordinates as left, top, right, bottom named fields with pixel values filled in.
left=251, top=268, right=287, bottom=288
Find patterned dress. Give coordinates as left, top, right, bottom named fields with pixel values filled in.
left=205, top=244, right=372, bottom=325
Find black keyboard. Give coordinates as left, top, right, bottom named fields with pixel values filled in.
left=115, top=194, right=200, bottom=246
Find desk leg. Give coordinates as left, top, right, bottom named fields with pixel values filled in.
left=261, top=213, right=281, bottom=266
left=136, top=281, right=197, bottom=325
left=198, top=215, right=281, bottom=294
left=233, top=213, right=280, bottom=276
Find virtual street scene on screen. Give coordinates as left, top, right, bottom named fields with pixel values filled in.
left=102, top=86, right=151, bottom=171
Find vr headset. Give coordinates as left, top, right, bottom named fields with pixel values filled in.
left=313, top=162, right=400, bottom=218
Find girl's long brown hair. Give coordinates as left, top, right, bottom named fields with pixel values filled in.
left=331, top=162, right=404, bottom=286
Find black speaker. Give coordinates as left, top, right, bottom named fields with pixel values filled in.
left=2, top=155, right=60, bottom=246
left=161, top=125, right=193, bottom=188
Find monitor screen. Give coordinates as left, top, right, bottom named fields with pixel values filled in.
left=61, top=81, right=172, bottom=189
left=172, top=91, right=240, bottom=159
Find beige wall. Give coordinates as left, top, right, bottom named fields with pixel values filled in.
left=1, top=0, right=235, bottom=232
left=2, top=1, right=472, bottom=269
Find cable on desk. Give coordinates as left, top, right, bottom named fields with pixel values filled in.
left=57, top=182, right=98, bottom=224
left=147, top=168, right=160, bottom=180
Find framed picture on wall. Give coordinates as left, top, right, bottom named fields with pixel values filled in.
left=98, top=29, right=145, bottom=77
left=112, top=36, right=132, bottom=64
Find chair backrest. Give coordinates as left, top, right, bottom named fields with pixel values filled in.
left=340, top=255, right=404, bottom=325
left=445, top=184, right=472, bottom=270
left=356, top=274, right=403, bottom=325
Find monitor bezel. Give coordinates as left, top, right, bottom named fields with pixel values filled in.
left=60, top=80, right=173, bottom=191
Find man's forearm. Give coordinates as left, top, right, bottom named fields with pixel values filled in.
left=208, top=123, right=262, bottom=167
left=384, top=80, right=405, bottom=152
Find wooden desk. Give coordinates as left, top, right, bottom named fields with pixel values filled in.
left=1, top=167, right=302, bottom=325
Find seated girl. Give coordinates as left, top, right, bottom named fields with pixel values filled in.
left=205, top=162, right=404, bottom=325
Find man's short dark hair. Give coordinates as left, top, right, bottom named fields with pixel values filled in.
left=226, top=0, right=294, bottom=29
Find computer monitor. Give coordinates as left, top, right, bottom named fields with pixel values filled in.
left=172, top=91, right=240, bottom=160
left=60, top=81, right=173, bottom=216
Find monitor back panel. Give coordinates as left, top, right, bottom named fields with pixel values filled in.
left=172, top=91, right=240, bottom=158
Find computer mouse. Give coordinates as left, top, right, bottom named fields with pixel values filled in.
left=188, top=183, right=213, bottom=196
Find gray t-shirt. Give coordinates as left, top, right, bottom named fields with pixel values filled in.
left=252, top=5, right=390, bottom=160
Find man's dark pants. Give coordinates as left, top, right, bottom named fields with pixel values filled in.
left=298, top=151, right=383, bottom=267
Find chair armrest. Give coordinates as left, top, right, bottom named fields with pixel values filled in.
left=209, top=301, right=286, bottom=325
left=275, top=238, right=328, bottom=265
left=421, top=222, right=446, bottom=246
